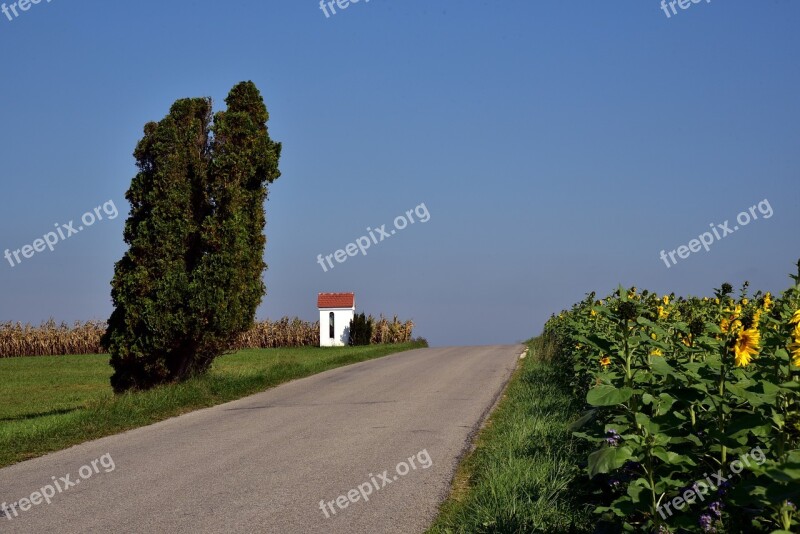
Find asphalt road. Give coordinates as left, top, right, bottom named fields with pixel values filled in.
left=0, top=345, right=524, bottom=534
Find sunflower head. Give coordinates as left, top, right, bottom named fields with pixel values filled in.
left=733, top=327, right=760, bottom=367
left=724, top=319, right=743, bottom=335
left=762, top=292, right=773, bottom=311
left=600, top=356, right=611, bottom=367
left=689, top=318, right=705, bottom=337
left=720, top=318, right=730, bottom=334
left=650, top=348, right=663, bottom=357
left=790, top=310, right=800, bottom=325
left=790, top=342, right=800, bottom=367
left=618, top=302, right=638, bottom=321
left=743, top=309, right=759, bottom=330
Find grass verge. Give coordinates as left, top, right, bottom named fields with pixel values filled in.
left=0, top=341, right=426, bottom=468
left=427, top=336, right=592, bottom=533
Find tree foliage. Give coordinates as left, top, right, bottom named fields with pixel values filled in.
left=103, top=81, right=281, bottom=392
left=349, top=313, right=373, bottom=346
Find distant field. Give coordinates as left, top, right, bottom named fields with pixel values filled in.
left=0, top=316, right=416, bottom=358
left=0, top=342, right=426, bottom=468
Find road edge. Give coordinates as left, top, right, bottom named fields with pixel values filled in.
left=425, top=344, right=527, bottom=527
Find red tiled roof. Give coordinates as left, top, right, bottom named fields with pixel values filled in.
left=317, top=292, right=355, bottom=309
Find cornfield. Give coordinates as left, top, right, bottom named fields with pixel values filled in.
left=0, top=320, right=106, bottom=358
left=369, top=315, right=415, bottom=344
left=0, top=315, right=415, bottom=358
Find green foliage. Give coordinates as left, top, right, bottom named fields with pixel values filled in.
left=103, top=82, right=281, bottom=393
left=544, top=261, right=800, bottom=533
left=349, top=312, right=373, bottom=346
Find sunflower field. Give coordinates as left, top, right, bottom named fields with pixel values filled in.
left=544, top=261, right=800, bottom=533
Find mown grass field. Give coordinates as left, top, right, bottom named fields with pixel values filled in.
left=428, top=337, right=592, bottom=534
left=0, top=342, right=426, bottom=468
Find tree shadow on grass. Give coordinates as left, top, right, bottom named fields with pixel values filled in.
left=0, top=406, right=81, bottom=422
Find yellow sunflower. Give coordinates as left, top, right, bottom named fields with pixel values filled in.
left=763, top=292, right=773, bottom=311
left=720, top=318, right=730, bottom=334
left=657, top=306, right=668, bottom=320
left=600, top=356, right=611, bottom=367
left=790, top=342, right=800, bottom=367
left=790, top=310, right=800, bottom=325
left=650, top=348, right=663, bottom=357
left=722, top=318, right=742, bottom=335
left=733, top=327, right=760, bottom=367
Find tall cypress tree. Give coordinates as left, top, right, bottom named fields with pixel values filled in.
left=103, top=82, right=281, bottom=392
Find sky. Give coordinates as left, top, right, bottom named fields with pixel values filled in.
left=1, top=0, right=799, bottom=347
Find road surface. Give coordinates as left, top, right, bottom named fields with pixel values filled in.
left=0, top=345, right=524, bottom=533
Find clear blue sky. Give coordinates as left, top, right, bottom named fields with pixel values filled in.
left=1, top=0, right=799, bottom=346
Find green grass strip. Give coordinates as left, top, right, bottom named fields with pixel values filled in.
left=428, top=337, right=592, bottom=534
left=0, top=342, right=425, bottom=468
